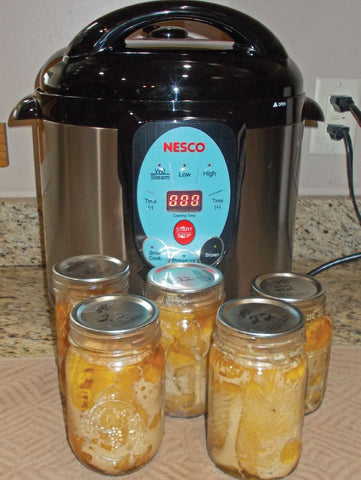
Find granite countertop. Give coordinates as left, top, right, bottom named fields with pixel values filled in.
left=0, top=196, right=361, bottom=357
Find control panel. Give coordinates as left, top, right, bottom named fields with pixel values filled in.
left=133, top=121, right=237, bottom=268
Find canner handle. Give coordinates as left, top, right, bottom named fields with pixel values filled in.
left=9, top=95, right=42, bottom=123
left=65, top=0, right=288, bottom=59
left=303, top=97, right=324, bottom=122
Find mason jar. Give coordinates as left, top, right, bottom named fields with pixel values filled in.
left=251, top=272, right=333, bottom=413
left=52, top=254, right=130, bottom=396
left=207, top=298, right=307, bottom=480
left=145, top=263, right=225, bottom=417
left=65, top=294, right=165, bottom=475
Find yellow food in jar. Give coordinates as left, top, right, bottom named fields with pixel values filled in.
left=66, top=345, right=165, bottom=475
left=250, top=272, right=334, bottom=415
left=55, top=284, right=124, bottom=396
left=207, top=346, right=307, bottom=479
left=146, top=263, right=224, bottom=417
left=53, top=255, right=129, bottom=399
left=305, top=314, right=332, bottom=352
left=304, top=314, right=333, bottom=413
left=158, top=304, right=218, bottom=417
left=55, top=299, right=71, bottom=393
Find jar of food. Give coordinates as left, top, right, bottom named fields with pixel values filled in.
left=52, top=254, right=130, bottom=396
left=145, top=263, right=225, bottom=417
left=65, top=294, right=165, bottom=475
left=207, top=298, right=307, bottom=480
left=251, top=272, right=333, bottom=413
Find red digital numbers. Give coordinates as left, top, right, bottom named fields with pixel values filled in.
left=167, top=191, right=202, bottom=212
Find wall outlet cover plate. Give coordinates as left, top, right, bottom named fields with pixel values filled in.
left=309, top=77, right=360, bottom=155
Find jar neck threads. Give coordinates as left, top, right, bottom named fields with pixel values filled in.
left=52, top=254, right=130, bottom=298
left=214, top=297, right=306, bottom=364
left=69, top=319, right=162, bottom=355
left=214, top=320, right=306, bottom=364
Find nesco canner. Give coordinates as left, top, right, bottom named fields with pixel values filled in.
left=10, top=1, right=322, bottom=299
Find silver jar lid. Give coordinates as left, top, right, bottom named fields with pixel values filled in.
left=251, top=272, right=325, bottom=306
left=146, top=262, right=223, bottom=294
left=70, top=294, right=158, bottom=335
left=52, top=254, right=129, bottom=286
left=218, top=297, right=305, bottom=337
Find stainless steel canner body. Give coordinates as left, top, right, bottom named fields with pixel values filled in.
left=9, top=1, right=323, bottom=300
left=35, top=119, right=303, bottom=299
left=37, top=121, right=126, bottom=298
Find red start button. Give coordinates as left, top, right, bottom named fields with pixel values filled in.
left=173, top=220, right=195, bottom=245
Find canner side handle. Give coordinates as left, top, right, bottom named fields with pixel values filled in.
left=9, top=95, right=42, bottom=124
left=303, top=97, right=324, bottom=122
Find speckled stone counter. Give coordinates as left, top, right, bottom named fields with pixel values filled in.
left=0, top=266, right=54, bottom=357
left=1, top=196, right=361, bottom=357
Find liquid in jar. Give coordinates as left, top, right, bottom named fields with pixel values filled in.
left=145, top=263, right=225, bottom=417
left=207, top=298, right=307, bottom=479
left=65, top=294, right=165, bottom=475
left=251, top=272, right=333, bottom=413
left=52, top=254, right=129, bottom=396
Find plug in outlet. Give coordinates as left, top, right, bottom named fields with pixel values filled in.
left=309, top=77, right=361, bottom=155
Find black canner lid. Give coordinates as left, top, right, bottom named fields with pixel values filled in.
left=31, top=1, right=309, bottom=127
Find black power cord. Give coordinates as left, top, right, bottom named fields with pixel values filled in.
left=326, top=124, right=361, bottom=225
left=307, top=96, right=361, bottom=276
left=330, top=95, right=361, bottom=128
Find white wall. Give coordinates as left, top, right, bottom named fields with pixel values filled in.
left=1, top=0, right=360, bottom=197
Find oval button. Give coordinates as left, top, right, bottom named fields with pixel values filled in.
left=142, top=237, right=170, bottom=266
left=170, top=249, right=198, bottom=263
left=200, top=237, right=224, bottom=265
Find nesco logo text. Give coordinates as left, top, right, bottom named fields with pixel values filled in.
left=163, top=142, right=206, bottom=153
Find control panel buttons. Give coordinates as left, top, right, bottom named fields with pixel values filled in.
left=178, top=164, right=192, bottom=179
left=134, top=122, right=235, bottom=269
left=200, top=237, right=224, bottom=265
left=171, top=249, right=198, bottom=263
left=203, top=165, right=217, bottom=179
left=142, top=237, right=170, bottom=266
left=173, top=220, right=196, bottom=245
left=150, top=165, right=171, bottom=181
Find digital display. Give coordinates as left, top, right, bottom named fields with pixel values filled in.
left=167, top=190, right=202, bottom=212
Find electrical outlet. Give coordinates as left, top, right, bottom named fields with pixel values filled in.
left=309, top=77, right=361, bottom=155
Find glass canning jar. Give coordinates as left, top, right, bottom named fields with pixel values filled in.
left=145, top=262, right=225, bottom=418
left=65, top=294, right=165, bottom=475
left=251, top=272, right=333, bottom=414
left=52, top=254, right=130, bottom=396
left=207, top=298, right=307, bottom=480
